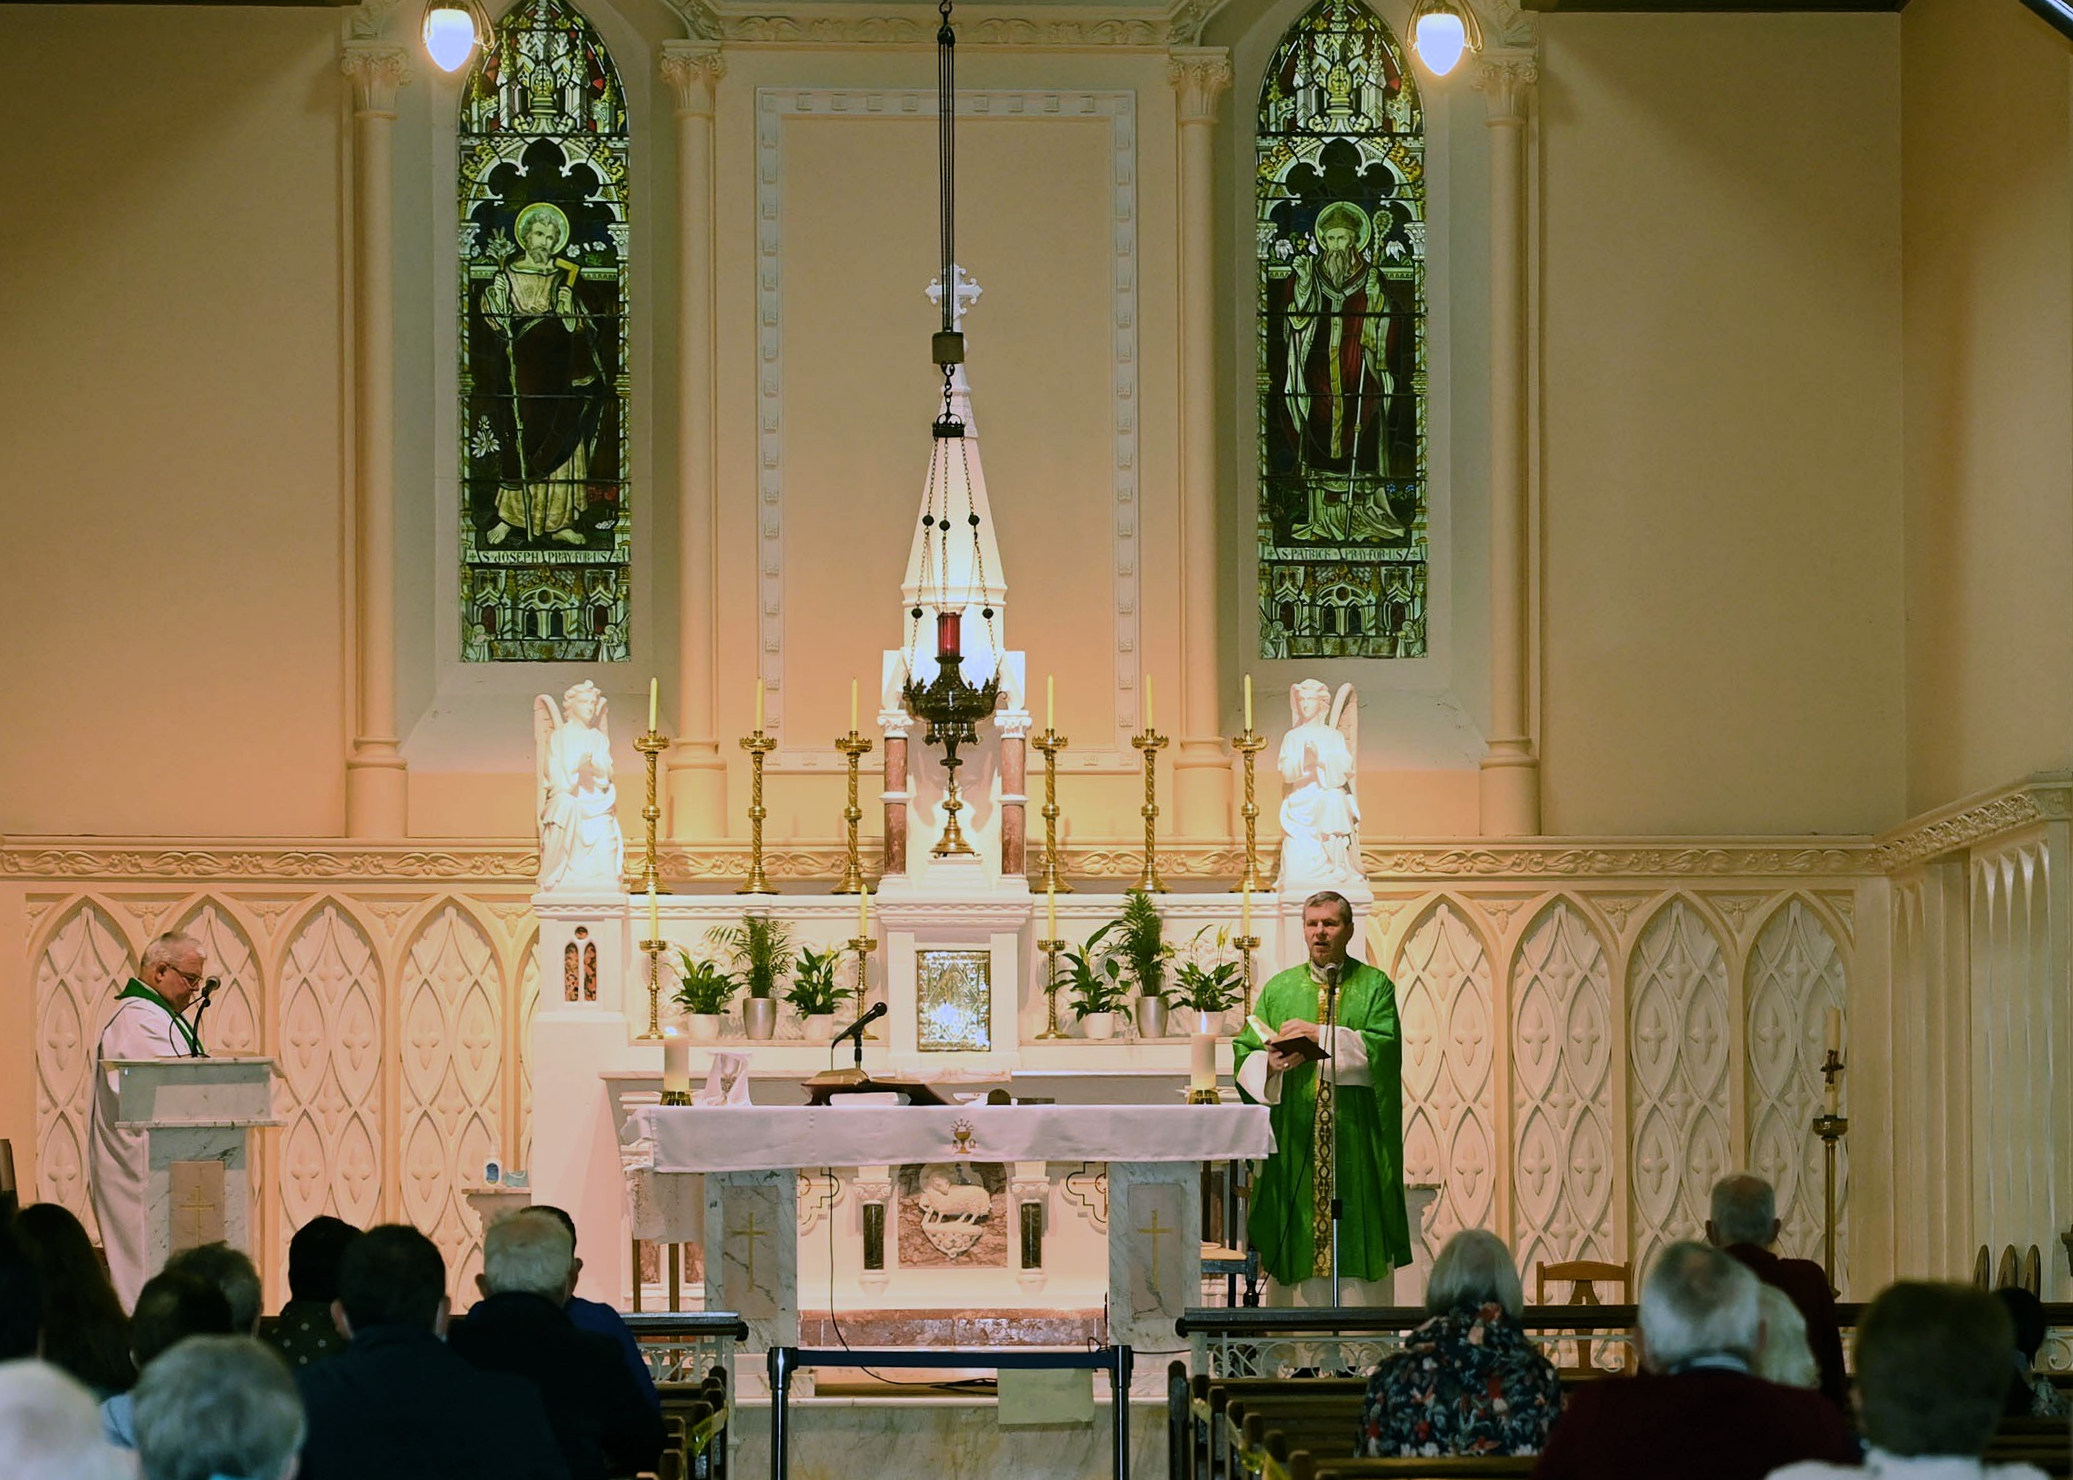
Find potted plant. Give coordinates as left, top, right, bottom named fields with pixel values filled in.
left=785, top=945, right=850, bottom=1041
left=1173, top=925, right=1246, bottom=1037
left=1115, top=889, right=1173, bottom=1038
left=1062, top=922, right=1127, bottom=1040
left=710, top=915, right=795, bottom=1040
left=670, top=950, right=735, bottom=1041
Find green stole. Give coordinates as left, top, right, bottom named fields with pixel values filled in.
left=115, top=978, right=203, bottom=1057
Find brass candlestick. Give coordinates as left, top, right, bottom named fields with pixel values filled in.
left=1036, top=937, right=1068, bottom=1039
left=849, top=935, right=879, bottom=1039
left=1031, top=727, right=1072, bottom=894
left=1132, top=725, right=1169, bottom=893
left=738, top=729, right=777, bottom=895
left=1233, top=933, right=1261, bottom=1020
left=636, top=936, right=668, bottom=1040
left=1814, top=1047, right=1848, bottom=1291
left=1232, top=727, right=1269, bottom=893
left=635, top=727, right=668, bottom=894
left=834, top=730, right=875, bottom=894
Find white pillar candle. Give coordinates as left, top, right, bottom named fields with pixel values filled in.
left=1144, top=675, right=1154, bottom=732
left=1189, top=1029, right=1217, bottom=1092
left=859, top=881, right=870, bottom=937
left=647, top=884, right=659, bottom=937
left=1046, top=674, right=1055, bottom=731
left=1241, top=886, right=1251, bottom=936
left=1046, top=879, right=1057, bottom=938
left=662, top=1032, right=690, bottom=1094
left=1243, top=674, right=1253, bottom=732
left=648, top=676, right=659, bottom=732
left=754, top=677, right=765, bottom=732
left=850, top=678, right=859, bottom=732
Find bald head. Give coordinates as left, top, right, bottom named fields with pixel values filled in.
left=1707, top=1173, right=1779, bottom=1249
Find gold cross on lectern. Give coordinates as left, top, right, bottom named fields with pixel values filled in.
left=1136, top=1208, right=1174, bottom=1292
left=732, top=1209, right=768, bottom=1288
left=168, top=1161, right=226, bottom=1253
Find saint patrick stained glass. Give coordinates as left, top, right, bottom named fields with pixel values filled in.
left=458, top=0, right=629, bottom=662
left=1257, top=0, right=1427, bottom=659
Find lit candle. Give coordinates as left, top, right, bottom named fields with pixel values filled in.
left=1189, top=1029, right=1217, bottom=1093
left=648, top=677, right=659, bottom=733
left=647, top=883, right=659, bottom=937
left=1825, top=1007, right=1842, bottom=1056
left=1144, top=675, right=1154, bottom=732
left=1241, top=885, right=1251, bottom=936
left=1243, top=674, right=1253, bottom=733
left=754, top=678, right=765, bottom=733
left=850, top=678, right=859, bottom=733
left=662, top=1030, right=690, bottom=1095
left=859, top=881, right=870, bottom=937
left=937, top=610, right=962, bottom=661
left=1046, top=879, right=1058, bottom=938
left=1046, top=674, right=1055, bottom=731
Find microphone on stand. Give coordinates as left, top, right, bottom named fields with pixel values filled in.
left=832, top=1001, right=888, bottom=1047
left=188, top=976, right=220, bottom=1058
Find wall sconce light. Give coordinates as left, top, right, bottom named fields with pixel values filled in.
left=422, top=0, right=492, bottom=73
left=1407, top=0, right=1483, bottom=77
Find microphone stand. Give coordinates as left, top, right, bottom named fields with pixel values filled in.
left=187, top=979, right=217, bottom=1059
left=1324, top=960, right=1342, bottom=1305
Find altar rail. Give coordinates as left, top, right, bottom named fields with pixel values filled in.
left=625, top=1311, right=750, bottom=1386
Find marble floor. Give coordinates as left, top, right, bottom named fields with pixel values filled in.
left=736, top=1394, right=1170, bottom=1480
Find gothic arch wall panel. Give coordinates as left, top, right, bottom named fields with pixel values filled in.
left=1510, top=900, right=1616, bottom=1289
left=278, top=904, right=386, bottom=1237
left=33, top=900, right=132, bottom=1230
left=1392, top=900, right=1496, bottom=1247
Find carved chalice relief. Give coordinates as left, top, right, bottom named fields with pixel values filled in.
left=916, top=1164, right=991, bottom=1259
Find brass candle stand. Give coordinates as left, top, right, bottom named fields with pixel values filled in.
left=738, top=728, right=777, bottom=895
left=1031, top=727, right=1072, bottom=894
left=1036, top=937, right=1069, bottom=1039
left=1233, top=933, right=1261, bottom=1020
left=636, top=936, right=668, bottom=1041
left=1232, top=727, right=1269, bottom=893
left=849, top=935, right=879, bottom=1039
left=1132, top=725, right=1170, bottom=893
left=635, top=727, right=669, bottom=894
left=834, top=730, right=875, bottom=894
left=1813, top=1048, right=1848, bottom=1291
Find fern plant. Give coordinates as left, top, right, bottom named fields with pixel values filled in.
left=784, top=945, right=849, bottom=1016
left=708, top=915, right=796, bottom=1000
left=1115, top=889, right=1171, bottom=1003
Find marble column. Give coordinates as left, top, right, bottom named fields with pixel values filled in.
left=880, top=710, right=911, bottom=876
left=997, top=710, right=1031, bottom=879
left=1168, top=48, right=1236, bottom=841
left=341, top=44, right=411, bottom=838
left=660, top=44, right=730, bottom=840
left=1474, top=52, right=1541, bottom=838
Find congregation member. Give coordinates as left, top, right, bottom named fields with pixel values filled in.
left=1756, top=1283, right=1821, bottom=1391
left=1358, top=1228, right=1561, bottom=1457
left=11, top=1201, right=134, bottom=1396
left=102, top=1270, right=235, bottom=1447
left=268, top=1215, right=361, bottom=1369
left=0, top=1359, right=134, bottom=1480
left=0, top=1227, right=42, bottom=1362
left=1992, top=1287, right=2068, bottom=1419
left=89, top=931, right=210, bottom=1306
left=450, top=1209, right=664, bottom=1480
left=164, top=1240, right=264, bottom=1335
left=1709, top=1172, right=1849, bottom=1406
left=1233, top=889, right=1410, bottom=1305
left=132, top=1334, right=304, bottom=1480
left=296, top=1222, right=571, bottom=1480
left=1534, top=1241, right=1856, bottom=1480
left=530, top=1204, right=660, bottom=1412
left=1771, top=1282, right=2051, bottom=1480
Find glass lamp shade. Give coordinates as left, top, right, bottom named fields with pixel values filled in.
left=1413, top=10, right=1469, bottom=76
left=423, top=5, right=479, bottom=72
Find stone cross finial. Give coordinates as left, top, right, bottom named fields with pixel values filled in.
left=926, top=264, right=983, bottom=332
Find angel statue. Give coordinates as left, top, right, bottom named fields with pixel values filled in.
left=534, top=680, right=624, bottom=892
left=1274, top=679, right=1363, bottom=892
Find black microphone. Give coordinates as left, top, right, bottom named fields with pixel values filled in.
left=832, top=1001, right=888, bottom=1047
left=188, top=976, right=221, bottom=1058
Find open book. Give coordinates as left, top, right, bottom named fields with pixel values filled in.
left=1247, top=1016, right=1331, bottom=1063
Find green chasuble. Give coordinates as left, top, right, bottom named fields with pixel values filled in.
left=1233, top=958, right=1410, bottom=1284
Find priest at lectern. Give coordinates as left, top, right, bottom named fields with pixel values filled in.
left=89, top=931, right=208, bottom=1306
left=1234, top=891, right=1411, bottom=1306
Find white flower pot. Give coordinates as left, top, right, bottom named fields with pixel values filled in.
left=743, top=998, right=778, bottom=1039
left=1081, top=1011, right=1116, bottom=1041
left=687, top=1014, right=723, bottom=1042
left=803, top=1012, right=837, bottom=1042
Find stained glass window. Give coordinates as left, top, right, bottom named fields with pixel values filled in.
left=458, top=0, right=630, bottom=663
left=1257, top=0, right=1427, bottom=660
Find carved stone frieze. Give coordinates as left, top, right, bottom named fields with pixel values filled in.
left=1872, top=776, right=2069, bottom=872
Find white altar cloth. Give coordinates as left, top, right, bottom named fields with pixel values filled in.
left=631, top=1103, right=1273, bottom=1172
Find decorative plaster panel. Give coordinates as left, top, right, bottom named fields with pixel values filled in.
left=1392, top=903, right=1495, bottom=1246
left=34, top=902, right=132, bottom=1230
left=1627, top=901, right=1731, bottom=1280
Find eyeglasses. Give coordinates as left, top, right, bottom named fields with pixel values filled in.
left=164, top=966, right=204, bottom=987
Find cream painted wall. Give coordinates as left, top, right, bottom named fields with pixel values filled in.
left=1901, top=0, right=2073, bottom=816
left=1536, top=13, right=1906, bottom=837
left=0, top=6, right=349, bottom=837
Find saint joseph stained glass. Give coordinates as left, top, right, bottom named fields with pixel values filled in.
left=1257, top=0, right=1427, bottom=660
left=458, top=0, right=629, bottom=662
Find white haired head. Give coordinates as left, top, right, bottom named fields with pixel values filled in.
left=0, top=1359, right=146, bottom=1480
left=1639, top=1241, right=1763, bottom=1372
left=482, top=1209, right=576, bottom=1302
left=1424, top=1229, right=1524, bottom=1319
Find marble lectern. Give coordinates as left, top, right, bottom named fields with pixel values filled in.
left=108, top=1056, right=277, bottom=1271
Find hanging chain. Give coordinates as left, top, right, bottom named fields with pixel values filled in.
left=937, top=0, right=956, bottom=334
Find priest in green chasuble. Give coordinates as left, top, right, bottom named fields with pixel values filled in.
left=1234, top=890, right=1411, bottom=1304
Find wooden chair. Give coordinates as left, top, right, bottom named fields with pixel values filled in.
left=1533, top=1260, right=1631, bottom=1374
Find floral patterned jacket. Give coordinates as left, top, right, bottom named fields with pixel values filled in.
left=1357, top=1299, right=1563, bottom=1457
